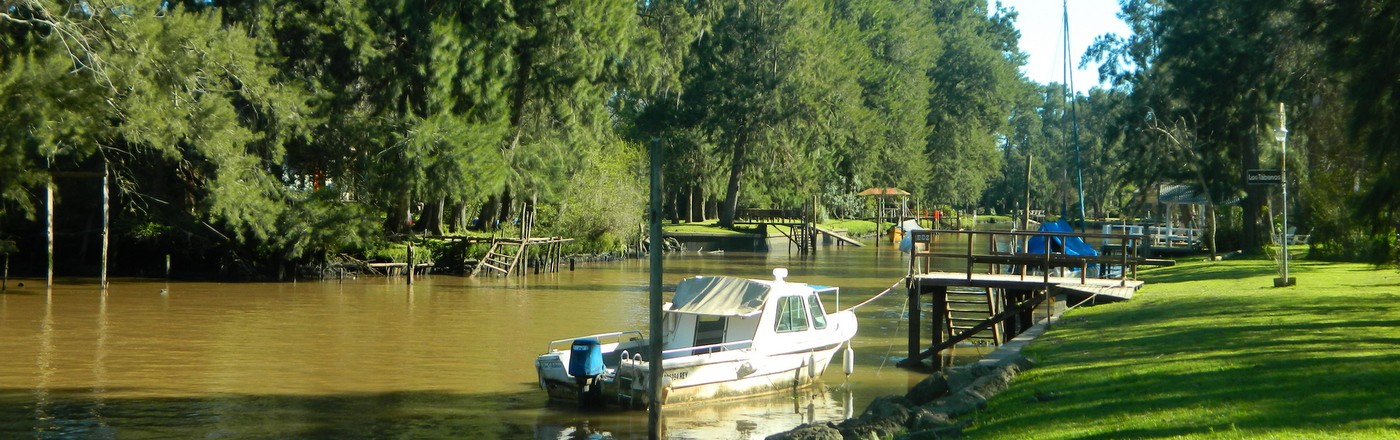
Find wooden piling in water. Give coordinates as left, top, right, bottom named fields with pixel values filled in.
left=46, top=184, right=53, bottom=288
left=101, top=167, right=109, bottom=289
left=406, top=242, right=415, bottom=285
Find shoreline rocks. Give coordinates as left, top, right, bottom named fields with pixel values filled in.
left=768, top=328, right=1042, bottom=440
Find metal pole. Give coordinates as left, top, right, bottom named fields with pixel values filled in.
left=1279, top=103, right=1291, bottom=287
left=647, top=138, right=665, bottom=438
left=1024, top=153, right=1033, bottom=231
left=1064, top=0, right=1087, bottom=231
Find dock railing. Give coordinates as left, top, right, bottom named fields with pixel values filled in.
left=734, top=208, right=804, bottom=223
left=907, top=229, right=1172, bottom=287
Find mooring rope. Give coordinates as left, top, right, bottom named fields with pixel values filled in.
left=875, top=292, right=909, bottom=375
left=840, top=276, right=911, bottom=375
left=840, top=276, right=908, bottom=313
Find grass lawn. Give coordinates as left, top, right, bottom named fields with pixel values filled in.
left=660, top=219, right=761, bottom=235
left=661, top=218, right=887, bottom=237
left=964, top=258, right=1400, bottom=439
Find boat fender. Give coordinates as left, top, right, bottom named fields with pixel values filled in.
left=737, top=362, right=756, bottom=379
left=808, top=352, right=816, bottom=379
left=843, top=344, right=855, bottom=376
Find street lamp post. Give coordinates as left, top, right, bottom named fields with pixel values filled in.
left=1273, top=103, right=1295, bottom=287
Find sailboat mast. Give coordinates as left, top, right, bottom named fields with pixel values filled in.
left=1064, top=0, right=1087, bottom=231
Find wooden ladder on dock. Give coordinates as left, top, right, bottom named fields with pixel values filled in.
left=471, top=238, right=528, bottom=277
left=943, top=288, right=1004, bottom=346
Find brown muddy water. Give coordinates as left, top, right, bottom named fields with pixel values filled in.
left=0, top=239, right=994, bottom=439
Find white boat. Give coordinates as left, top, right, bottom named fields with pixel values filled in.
left=534, top=268, right=858, bottom=408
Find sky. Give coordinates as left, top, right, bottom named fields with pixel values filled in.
left=991, top=0, right=1133, bottom=90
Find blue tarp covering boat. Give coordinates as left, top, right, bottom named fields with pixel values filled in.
left=1025, top=220, right=1098, bottom=257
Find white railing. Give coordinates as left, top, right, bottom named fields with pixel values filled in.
left=544, top=330, right=645, bottom=353
left=660, top=339, right=754, bottom=357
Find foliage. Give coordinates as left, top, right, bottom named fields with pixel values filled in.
left=12, top=0, right=1397, bottom=275
left=547, top=138, right=646, bottom=250
left=1083, top=0, right=1400, bottom=262
left=366, top=241, right=435, bottom=265
left=982, top=84, right=1130, bottom=221
left=966, top=258, right=1400, bottom=439
left=922, top=0, right=1020, bottom=207
left=1305, top=0, right=1400, bottom=235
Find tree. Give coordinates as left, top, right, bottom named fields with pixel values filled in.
left=1305, top=0, right=1400, bottom=261
left=677, top=0, right=798, bottom=228
left=922, top=0, right=1022, bottom=207
left=1089, top=0, right=1300, bottom=253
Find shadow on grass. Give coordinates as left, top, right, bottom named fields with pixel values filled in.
left=968, top=270, right=1400, bottom=439
left=1139, top=261, right=1276, bottom=285
left=993, top=350, right=1400, bottom=438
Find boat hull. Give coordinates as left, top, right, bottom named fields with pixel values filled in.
left=536, top=311, right=856, bottom=408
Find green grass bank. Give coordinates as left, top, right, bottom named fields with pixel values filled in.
left=964, top=258, right=1400, bottom=439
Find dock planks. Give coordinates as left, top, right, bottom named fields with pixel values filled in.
left=812, top=226, right=865, bottom=247
left=910, top=272, right=1142, bottom=302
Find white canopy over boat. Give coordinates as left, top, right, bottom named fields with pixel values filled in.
left=669, top=276, right=770, bottom=317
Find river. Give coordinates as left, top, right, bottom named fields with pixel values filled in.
left=0, top=238, right=993, bottom=439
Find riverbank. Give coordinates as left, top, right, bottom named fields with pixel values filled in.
left=961, top=258, right=1400, bottom=439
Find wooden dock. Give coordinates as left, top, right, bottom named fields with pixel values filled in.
left=733, top=208, right=819, bottom=253
left=467, top=209, right=575, bottom=278
left=910, top=272, right=1142, bottom=301
left=812, top=225, right=864, bottom=247
left=898, top=228, right=1169, bottom=370
left=470, top=236, right=573, bottom=277
left=732, top=202, right=867, bottom=252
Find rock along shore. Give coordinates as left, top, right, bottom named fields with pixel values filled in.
left=766, top=316, right=1055, bottom=440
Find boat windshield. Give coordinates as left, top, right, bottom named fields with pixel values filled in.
left=807, top=295, right=827, bottom=329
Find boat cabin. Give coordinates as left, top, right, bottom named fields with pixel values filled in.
left=659, top=274, right=836, bottom=359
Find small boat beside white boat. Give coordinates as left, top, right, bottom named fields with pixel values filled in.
left=534, top=268, right=858, bottom=409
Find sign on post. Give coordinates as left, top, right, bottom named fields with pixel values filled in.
left=1246, top=169, right=1284, bottom=185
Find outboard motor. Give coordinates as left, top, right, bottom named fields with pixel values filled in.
left=569, top=338, right=606, bottom=408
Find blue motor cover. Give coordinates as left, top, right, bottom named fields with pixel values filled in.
left=568, top=338, right=605, bottom=378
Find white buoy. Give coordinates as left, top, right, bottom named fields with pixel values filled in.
left=843, top=344, right=855, bottom=376
left=808, top=352, right=816, bottom=379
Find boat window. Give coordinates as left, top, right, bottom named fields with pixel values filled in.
left=693, top=316, right=726, bottom=355
left=775, top=296, right=809, bottom=332
left=807, top=295, right=827, bottom=330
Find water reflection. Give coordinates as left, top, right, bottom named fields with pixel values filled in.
left=0, top=238, right=979, bottom=438
left=534, top=385, right=854, bottom=439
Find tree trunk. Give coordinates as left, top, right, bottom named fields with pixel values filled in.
left=670, top=190, right=682, bottom=223
left=690, top=184, right=704, bottom=222
left=418, top=197, right=445, bottom=236
left=719, top=136, right=748, bottom=228
left=445, top=201, right=465, bottom=233
left=384, top=192, right=412, bottom=235
left=476, top=195, right=500, bottom=232
left=1207, top=202, right=1218, bottom=260
left=498, top=187, right=514, bottom=229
